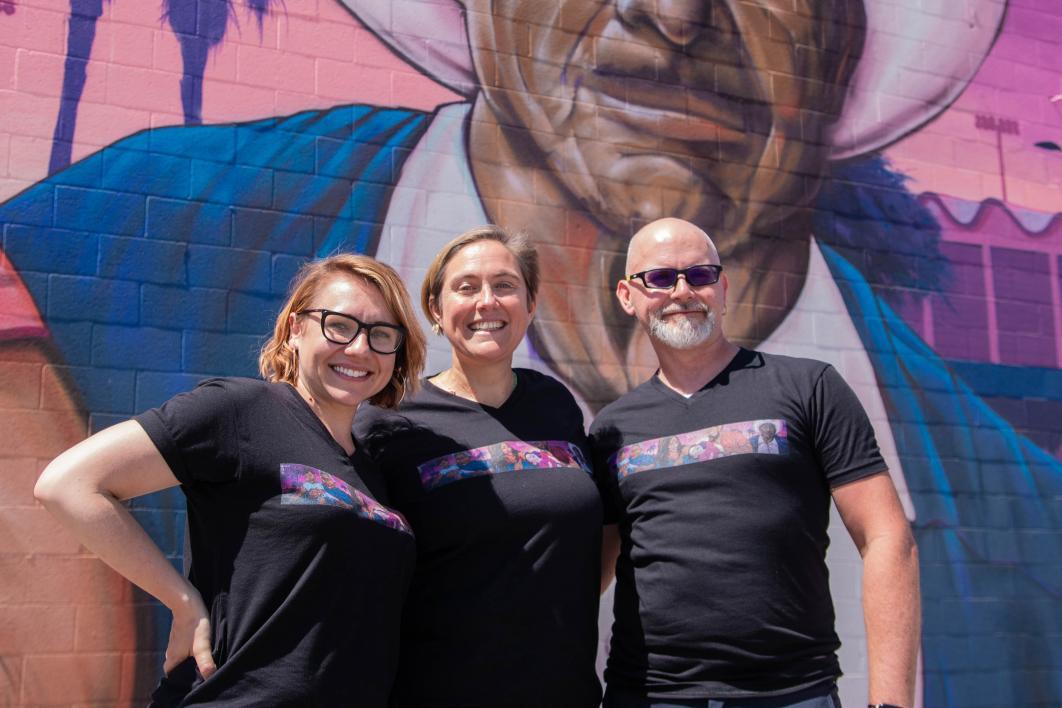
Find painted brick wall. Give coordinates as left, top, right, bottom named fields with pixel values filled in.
left=1, top=0, right=1059, bottom=706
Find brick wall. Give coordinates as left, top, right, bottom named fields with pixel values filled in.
left=1, top=1, right=1060, bottom=706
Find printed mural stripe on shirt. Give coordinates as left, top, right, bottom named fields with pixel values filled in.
left=417, top=440, right=592, bottom=492
left=279, top=463, right=412, bottom=535
left=610, top=419, right=789, bottom=480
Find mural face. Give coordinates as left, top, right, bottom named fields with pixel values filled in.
left=459, top=0, right=866, bottom=403
left=1, top=0, right=1059, bottom=705
left=465, top=0, right=855, bottom=234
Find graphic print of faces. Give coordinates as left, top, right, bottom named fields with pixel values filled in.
left=456, top=0, right=865, bottom=407
left=758, top=423, right=777, bottom=442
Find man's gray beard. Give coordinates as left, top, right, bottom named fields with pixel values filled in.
left=648, top=307, right=716, bottom=349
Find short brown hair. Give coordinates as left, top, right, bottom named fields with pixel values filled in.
left=420, top=225, right=539, bottom=327
left=259, top=253, right=426, bottom=409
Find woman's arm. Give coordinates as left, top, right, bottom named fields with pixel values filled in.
left=34, top=420, right=216, bottom=677
left=600, top=524, right=620, bottom=594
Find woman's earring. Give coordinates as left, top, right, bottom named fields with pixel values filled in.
left=431, top=321, right=442, bottom=336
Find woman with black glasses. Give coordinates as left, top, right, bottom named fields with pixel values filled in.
left=355, top=225, right=604, bottom=708
left=35, top=254, right=426, bottom=707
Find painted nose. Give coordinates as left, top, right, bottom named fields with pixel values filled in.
left=615, top=0, right=710, bottom=47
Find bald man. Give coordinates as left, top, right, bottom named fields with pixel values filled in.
left=591, top=219, right=919, bottom=708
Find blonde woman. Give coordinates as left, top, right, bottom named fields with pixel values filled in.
left=35, top=254, right=426, bottom=707
left=356, top=226, right=603, bottom=708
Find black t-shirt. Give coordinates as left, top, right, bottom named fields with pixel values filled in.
left=354, top=369, right=603, bottom=708
left=135, top=377, right=416, bottom=707
left=589, top=349, right=885, bottom=699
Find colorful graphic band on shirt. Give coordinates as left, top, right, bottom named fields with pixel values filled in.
left=279, top=463, right=412, bottom=534
left=610, top=419, right=789, bottom=480
left=418, top=440, right=591, bottom=492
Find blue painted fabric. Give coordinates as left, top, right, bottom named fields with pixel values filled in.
left=821, top=243, right=1062, bottom=707
left=0, top=104, right=430, bottom=413
left=814, top=157, right=1060, bottom=704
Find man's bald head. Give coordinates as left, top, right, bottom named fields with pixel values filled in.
left=616, top=217, right=730, bottom=355
left=626, top=218, right=721, bottom=275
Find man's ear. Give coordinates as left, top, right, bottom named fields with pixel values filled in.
left=616, top=279, right=636, bottom=316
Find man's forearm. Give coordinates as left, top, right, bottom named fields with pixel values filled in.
left=862, top=529, right=920, bottom=707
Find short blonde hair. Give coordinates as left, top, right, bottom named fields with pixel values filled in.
left=259, top=253, right=426, bottom=409
left=421, top=225, right=539, bottom=328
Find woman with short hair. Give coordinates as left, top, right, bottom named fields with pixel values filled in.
left=35, top=253, right=426, bottom=707
left=355, top=225, right=604, bottom=708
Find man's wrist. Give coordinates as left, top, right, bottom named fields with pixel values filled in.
left=868, top=703, right=905, bottom=708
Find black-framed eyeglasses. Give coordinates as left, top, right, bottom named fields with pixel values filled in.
left=627, top=264, right=723, bottom=290
left=297, top=309, right=406, bottom=355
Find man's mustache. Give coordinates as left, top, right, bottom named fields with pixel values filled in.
left=655, top=303, right=710, bottom=316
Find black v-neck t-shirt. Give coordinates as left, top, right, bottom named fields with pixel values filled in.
left=590, top=350, right=885, bottom=698
left=136, top=377, right=416, bottom=707
left=355, top=369, right=604, bottom=708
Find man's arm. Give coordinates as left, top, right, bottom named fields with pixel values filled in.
left=833, top=471, right=920, bottom=708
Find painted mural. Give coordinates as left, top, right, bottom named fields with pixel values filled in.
left=1, top=0, right=1059, bottom=705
